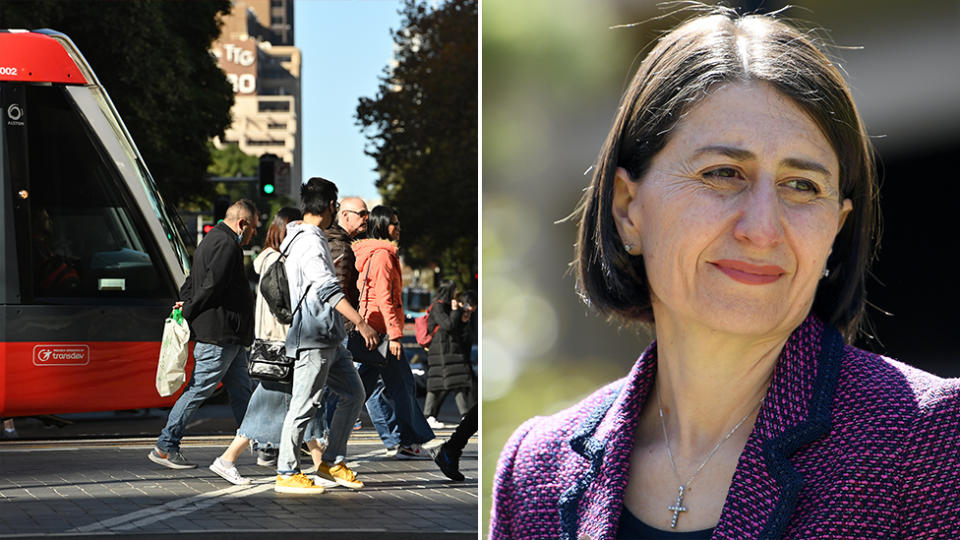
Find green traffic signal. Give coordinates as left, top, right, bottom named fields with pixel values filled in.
left=259, top=154, right=277, bottom=197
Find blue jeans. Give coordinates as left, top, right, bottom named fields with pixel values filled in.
left=277, top=344, right=363, bottom=474
left=358, top=350, right=434, bottom=448
left=237, top=380, right=325, bottom=449
left=322, top=375, right=398, bottom=446
left=156, top=342, right=252, bottom=452
left=315, top=336, right=357, bottom=438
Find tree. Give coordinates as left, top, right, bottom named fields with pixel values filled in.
left=207, top=143, right=259, bottom=178
left=356, top=0, right=478, bottom=286
left=0, top=0, right=234, bottom=209
left=206, top=143, right=294, bottom=246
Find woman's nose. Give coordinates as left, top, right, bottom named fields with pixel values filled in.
left=732, top=181, right=784, bottom=249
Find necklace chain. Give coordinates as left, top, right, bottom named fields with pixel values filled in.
left=657, top=387, right=764, bottom=528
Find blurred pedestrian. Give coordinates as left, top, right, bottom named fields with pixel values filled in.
left=353, top=206, right=435, bottom=458
left=422, top=279, right=475, bottom=428
left=149, top=199, right=258, bottom=470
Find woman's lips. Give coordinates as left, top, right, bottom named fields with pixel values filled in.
left=711, top=259, right=786, bottom=285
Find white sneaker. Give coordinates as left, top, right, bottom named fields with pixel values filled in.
left=385, top=445, right=399, bottom=457
left=209, top=457, right=251, bottom=485
left=397, top=443, right=431, bottom=460
left=427, top=416, right=445, bottom=429
left=311, top=475, right=339, bottom=488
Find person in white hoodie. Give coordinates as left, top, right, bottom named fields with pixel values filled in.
left=274, top=177, right=378, bottom=494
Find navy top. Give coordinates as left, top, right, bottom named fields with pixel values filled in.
left=616, top=506, right=714, bottom=539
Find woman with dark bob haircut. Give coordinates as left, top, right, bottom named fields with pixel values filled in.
left=491, top=10, right=960, bottom=540
left=365, top=205, right=399, bottom=241
left=352, top=205, right=437, bottom=458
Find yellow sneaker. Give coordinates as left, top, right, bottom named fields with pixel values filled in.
left=274, top=473, right=325, bottom=494
left=317, top=461, right=364, bottom=489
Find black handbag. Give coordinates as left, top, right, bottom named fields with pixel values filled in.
left=347, top=249, right=392, bottom=367
left=248, top=339, right=293, bottom=382
left=248, top=256, right=312, bottom=383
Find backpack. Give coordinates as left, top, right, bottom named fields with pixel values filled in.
left=415, top=302, right=439, bottom=348
left=259, top=231, right=309, bottom=325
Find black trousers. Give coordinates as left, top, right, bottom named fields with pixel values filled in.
left=447, top=404, right=477, bottom=455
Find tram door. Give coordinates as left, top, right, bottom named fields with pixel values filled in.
left=0, top=32, right=191, bottom=417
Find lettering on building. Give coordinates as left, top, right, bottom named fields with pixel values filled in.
left=213, top=40, right=258, bottom=95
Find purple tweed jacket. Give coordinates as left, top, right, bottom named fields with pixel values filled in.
left=491, top=316, right=960, bottom=539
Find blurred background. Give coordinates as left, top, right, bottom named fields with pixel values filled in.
left=481, top=0, right=960, bottom=532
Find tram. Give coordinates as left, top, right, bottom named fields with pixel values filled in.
left=0, top=30, right=193, bottom=416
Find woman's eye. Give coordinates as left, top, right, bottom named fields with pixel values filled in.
left=783, top=178, right=821, bottom=194
left=702, top=167, right=741, bottom=180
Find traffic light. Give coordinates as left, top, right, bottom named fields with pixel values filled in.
left=259, top=154, right=277, bottom=197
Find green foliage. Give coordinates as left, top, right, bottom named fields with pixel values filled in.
left=207, top=142, right=259, bottom=178
left=206, top=144, right=290, bottom=239
left=356, top=0, right=478, bottom=280
left=0, top=0, right=234, bottom=209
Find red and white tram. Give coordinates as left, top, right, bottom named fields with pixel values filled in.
left=0, top=30, right=193, bottom=416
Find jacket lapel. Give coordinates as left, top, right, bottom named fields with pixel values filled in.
left=558, top=316, right=844, bottom=540
left=559, top=343, right=659, bottom=540
left=715, top=316, right=844, bottom=539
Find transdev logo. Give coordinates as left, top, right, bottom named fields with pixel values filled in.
left=33, top=344, right=90, bottom=366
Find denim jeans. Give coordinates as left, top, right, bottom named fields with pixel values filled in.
left=316, top=387, right=339, bottom=440
left=277, top=344, right=363, bottom=474
left=358, top=350, right=434, bottom=448
left=237, top=380, right=325, bottom=449
left=320, top=373, right=393, bottom=441
left=358, top=373, right=396, bottom=446
left=156, top=342, right=252, bottom=452
left=314, top=336, right=355, bottom=439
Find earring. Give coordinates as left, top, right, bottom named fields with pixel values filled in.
left=823, top=267, right=830, bottom=278
left=624, top=243, right=633, bottom=253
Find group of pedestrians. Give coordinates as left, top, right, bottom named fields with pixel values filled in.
left=147, top=177, right=473, bottom=494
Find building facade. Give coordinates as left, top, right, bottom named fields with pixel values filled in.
left=212, top=0, right=301, bottom=201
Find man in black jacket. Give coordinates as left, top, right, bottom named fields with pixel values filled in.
left=149, top=200, right=259, bottom=469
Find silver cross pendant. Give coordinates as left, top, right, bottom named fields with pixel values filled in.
left=668, top=485, right=688, bottom=528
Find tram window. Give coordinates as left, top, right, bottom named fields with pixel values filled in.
left=22, top=85, right=166, bottom=300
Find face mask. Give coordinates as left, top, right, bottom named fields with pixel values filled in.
left=236, top=224, right=245, bottom=244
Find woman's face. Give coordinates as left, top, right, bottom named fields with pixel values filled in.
left=388, top=215, right=401, bottom=241
left=613, top=81, right=852, bottom=338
